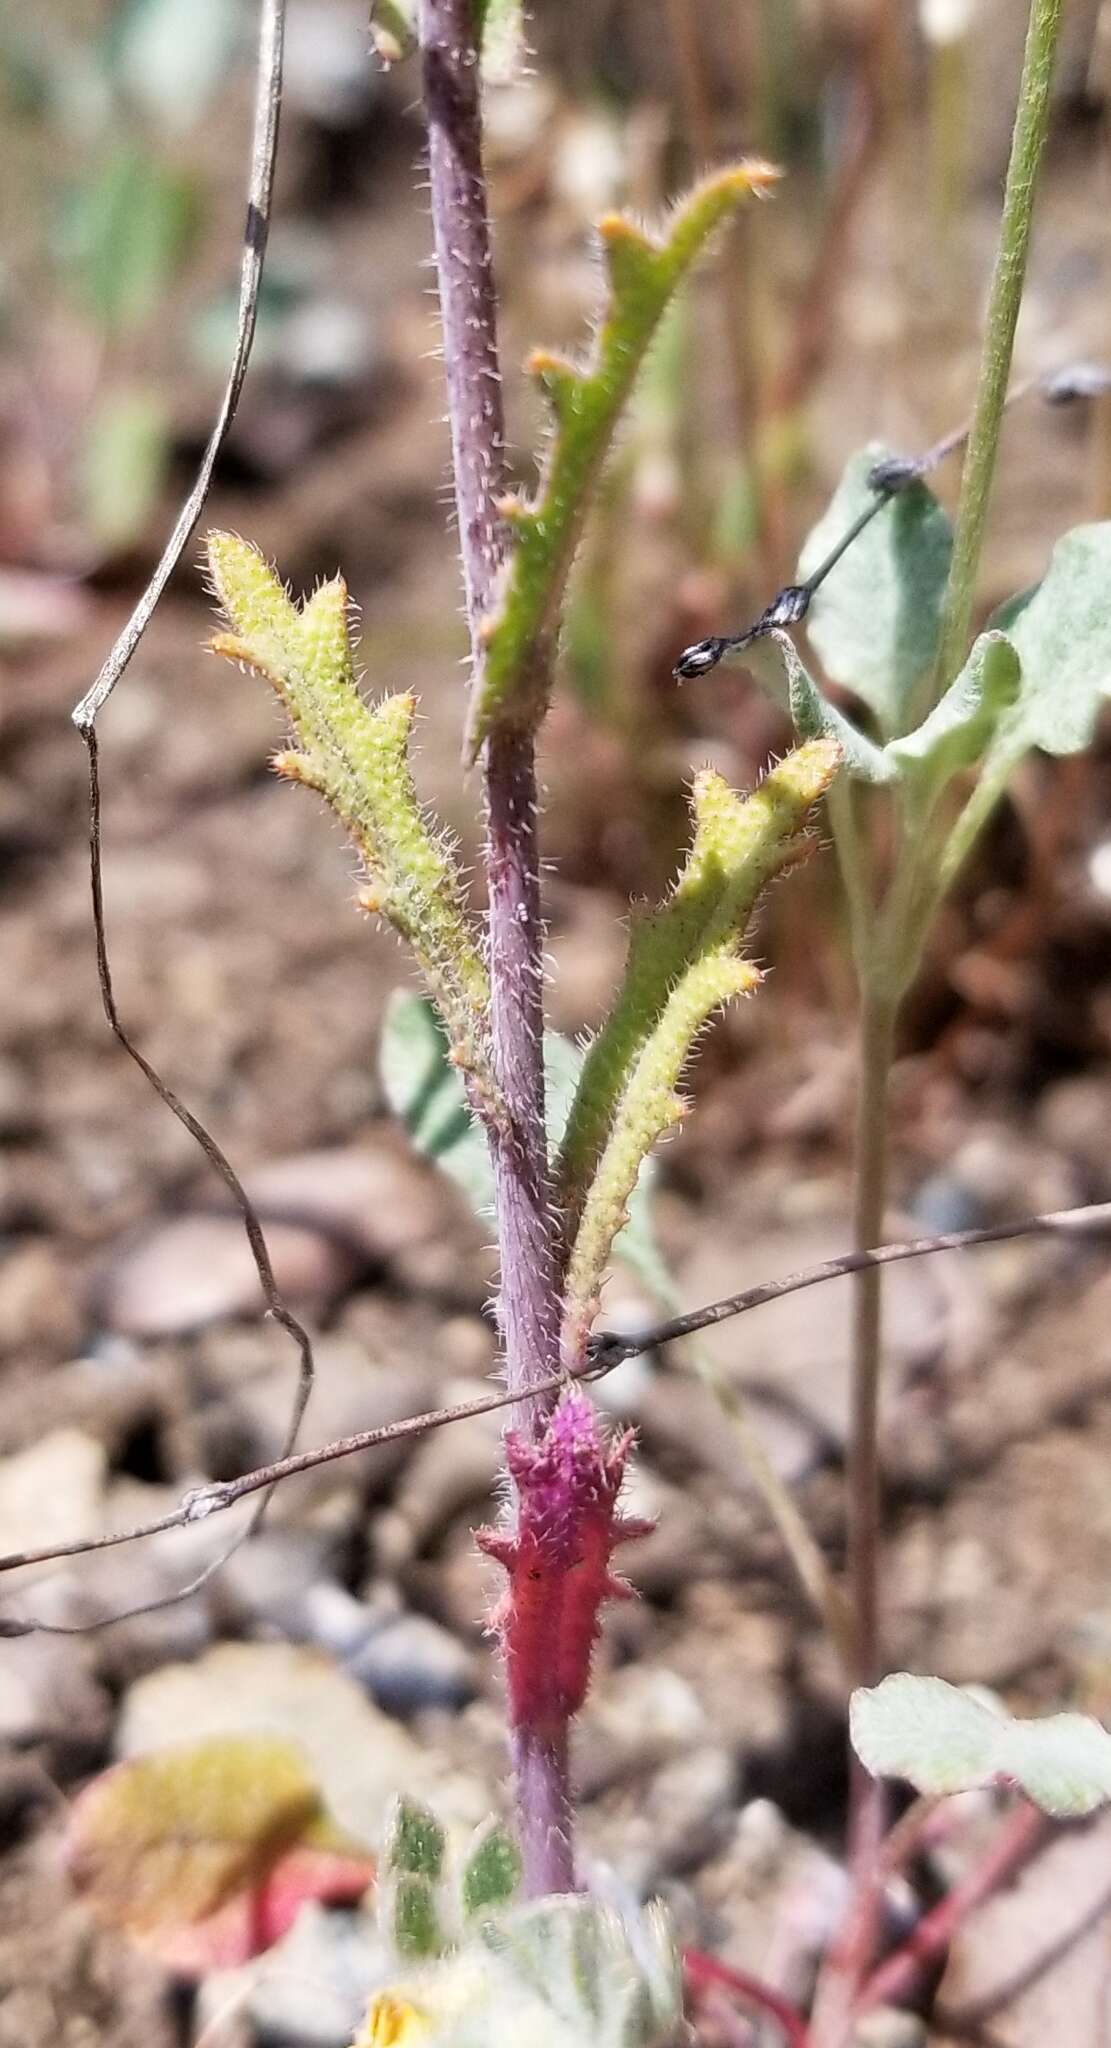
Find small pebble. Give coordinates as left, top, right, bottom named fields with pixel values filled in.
left=346, top=1611, right=477, bottom=1716
left=197, top=1903, right=388, bottom=2048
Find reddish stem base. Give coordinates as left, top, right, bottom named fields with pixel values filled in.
left=683, top=1946, right=810, bottom=2048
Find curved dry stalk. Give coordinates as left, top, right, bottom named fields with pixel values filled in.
left=3, top=1200, right=1107, bottom=1617
left=73, top=0, right=285, bottom=733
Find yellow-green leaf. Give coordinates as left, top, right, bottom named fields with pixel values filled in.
left=556, top=739, right=841, bottom=1332
left=206, top=534, right=495, bottom=1107
left=465, top=163, right=778, bottom=759
left=67, top=1734, right=375, bottom=1975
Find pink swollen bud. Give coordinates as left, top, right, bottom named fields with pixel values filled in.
left=477, top=1391, right=654, bottom=1740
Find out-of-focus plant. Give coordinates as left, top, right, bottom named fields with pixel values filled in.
left=67, top=1734, right=375, bottom=1973
left=358, top=1795, right=680, bottom=2048
left=1, top=0, right=246, bottom=554
left=920, top=0, right=978, bottom=236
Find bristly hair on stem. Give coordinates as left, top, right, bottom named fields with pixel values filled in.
left=419, top=0, right=562, bottom=1426
left=418, top=0, right=570, bottom=1897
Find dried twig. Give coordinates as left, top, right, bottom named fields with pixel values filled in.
left=54, top=733, right=316, bottom=1638
left=50, top=0, right=312, bottom=1638
left=589, top=1200, right=1111, bottom=1365
left=3, top=1198, right=1107, bottom=1624
left=72, top=0, right=285, bottom=734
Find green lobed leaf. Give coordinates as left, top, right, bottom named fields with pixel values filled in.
left=207, top=535, right=494, bottom=1107
left=466, top=163, right=778, bottom=758
left=563, top=947, right=755, bottom=1359
left=798, top=445, right=953, bottom=740
left=851, top=1672, right=1111, bottom=1819
left=379, top=989, right=669, bottom=1295
left=556, top=742, right=842, bottom=1276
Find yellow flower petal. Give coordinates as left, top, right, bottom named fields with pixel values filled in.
left=358, top=1993, right=428, bottom=2047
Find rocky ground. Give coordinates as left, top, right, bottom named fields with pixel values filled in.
left=6, top=14, right=1111, bottom=2044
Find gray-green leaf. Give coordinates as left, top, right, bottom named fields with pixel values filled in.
left=798, top=446, right=953, bottom=740
left=884, top=631, right=1021, bottom=798
left=851, top=1672, right=1111, bottom=1819
left=379, top=989, right=492, bottom=1218
left=746, top=631, right=893, bottom=784
left=985, top=523, right=1111, bottom=764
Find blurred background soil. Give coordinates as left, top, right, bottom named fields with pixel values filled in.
left=5, top=2, right=1111, bottom=2041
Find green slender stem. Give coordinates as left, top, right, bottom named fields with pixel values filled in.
left=826, top=791, right=896, bottom=1687
left=812, top=22, right=1063, bottom=2036
left=937, top=756, right=1013, bottom=894
left=826, top=772, right=873, bottom=974
left=932, top=0, right=1063, bottom=692
left=688, top=1349, right=855, bottom=1673
left=809, top=982, right=895, bottom=2048
left=846, top=987, right=897, bottom=1685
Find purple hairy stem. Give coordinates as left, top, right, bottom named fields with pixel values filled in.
left=419, top=0, right=503, bottom=629
left=483, top=727, right=564, bottom=1421
left=478, top=1391, right=653, bottom=1898
left=512, top=1728, right=574, bottom=1900
left=418, top=0, right=571, bottom=1892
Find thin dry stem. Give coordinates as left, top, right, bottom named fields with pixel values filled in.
left=73, top=0, right=284, bottom=732
left=4, top=1201, right=1107, bottom=1610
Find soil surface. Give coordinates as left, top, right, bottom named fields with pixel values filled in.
left=4, top=8, right=1111, bottom=2043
